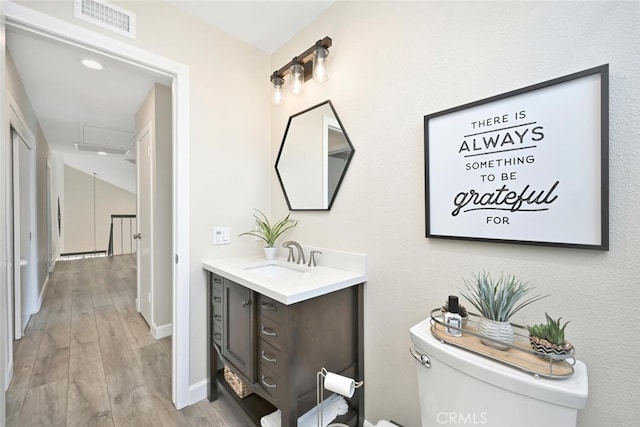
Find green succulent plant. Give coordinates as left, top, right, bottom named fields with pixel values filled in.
left=460, top=272, right=548, bottom=322
left=527, top=313, right=569, bottom=347
left=239, top=209, right=297, bottom=247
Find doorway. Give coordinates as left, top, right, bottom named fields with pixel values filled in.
left=9, top=123, right=36, bottom=341
left=3, top=2, right=191, bottom=409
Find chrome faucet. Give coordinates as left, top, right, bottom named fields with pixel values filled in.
left=282, top=241, right=305, bottom=266
left=307, top=250, right=322, bottom=267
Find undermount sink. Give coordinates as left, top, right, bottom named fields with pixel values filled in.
left=243, top=262, right=310, bottom=279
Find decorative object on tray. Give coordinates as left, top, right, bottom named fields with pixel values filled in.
left=224, top=366, right=252, bottom=398
left=460, top=272, right=548, bottom=350
left=239, top=209, right=298, bottom=260
left=441, top=298, right=469, bottom=327
left=527, top=312, right=573, bottom=360
left=428, top=309, right=576, bottom=378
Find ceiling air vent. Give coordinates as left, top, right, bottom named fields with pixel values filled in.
left=74, top=0, right=136, bottom=39
left=75, top=143, right=130, bottom=156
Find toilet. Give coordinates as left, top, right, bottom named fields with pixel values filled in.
left=409, top=317, right=589, bottom=427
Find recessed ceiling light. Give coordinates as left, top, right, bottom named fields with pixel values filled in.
left=82, top=59, right=104, bottom=70
left=97, top=151, right=107, bottom=155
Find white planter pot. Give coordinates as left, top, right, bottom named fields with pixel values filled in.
left=478, top=317, right=514, bottom=350
left=263, top=246, right=277, bottom=260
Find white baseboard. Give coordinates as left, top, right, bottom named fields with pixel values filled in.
left=151, top=322, right=172, bottom=339
left=48, top=258, right=57, bottom=273
left=188, top=378, right=208, bottom=406
left=5, top=359, right=14, bottom=392
left=37, top=274, right=50, bottom=312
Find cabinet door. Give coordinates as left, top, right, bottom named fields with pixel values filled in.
left=222, top=279, right=255, bottom=381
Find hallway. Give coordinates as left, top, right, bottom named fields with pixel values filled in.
left=6, top=255, right=242, bottom=426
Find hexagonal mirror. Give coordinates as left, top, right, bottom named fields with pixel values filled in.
left=275, top=100, right=354, bottom=210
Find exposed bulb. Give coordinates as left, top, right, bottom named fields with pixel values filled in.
left=272, top=85, right=283, bottom=105
left=313, top=46, right=329, bottom=82
left=271, top=75, right=285, bottom=105
left=290, top=63, right=304, bottom=95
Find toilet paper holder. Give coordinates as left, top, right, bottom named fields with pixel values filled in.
left=316, top=367, right=363, bottom=427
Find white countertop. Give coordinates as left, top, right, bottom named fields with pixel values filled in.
left=202, top=250, right=366, bottom=305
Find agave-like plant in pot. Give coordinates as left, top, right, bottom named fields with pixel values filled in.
left=239, top=209, right=298, bottom=260
left=527, top=313, right=573, bottom=360
left=460, top=272, right=548, bottom=350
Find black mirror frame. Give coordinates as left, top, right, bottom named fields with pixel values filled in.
left=275, top=100, right=355, bottom=211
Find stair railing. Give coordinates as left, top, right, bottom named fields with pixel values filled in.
left=107, top=214, right=137, bottom=256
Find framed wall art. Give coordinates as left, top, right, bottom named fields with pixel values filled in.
left=424, top=64, right=609, bottom=250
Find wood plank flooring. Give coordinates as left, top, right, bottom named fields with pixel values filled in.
left=6, top=255, right=244, bottom=426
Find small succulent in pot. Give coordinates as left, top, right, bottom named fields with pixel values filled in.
left=527, top=312, right=573, bottom=359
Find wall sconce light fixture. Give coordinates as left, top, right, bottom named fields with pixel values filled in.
left=270, top=36, right=332, bottom=105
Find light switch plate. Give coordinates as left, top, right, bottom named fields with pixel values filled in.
left=213, top=227, right=231, bottom=245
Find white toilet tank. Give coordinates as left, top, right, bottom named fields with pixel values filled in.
left=410, top=317, right=588, bottom=427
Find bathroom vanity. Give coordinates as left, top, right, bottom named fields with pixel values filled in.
left=203, top=251, right=366, bottom=427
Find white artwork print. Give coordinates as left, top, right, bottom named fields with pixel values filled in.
left=425, top=67, right=607, bottom=249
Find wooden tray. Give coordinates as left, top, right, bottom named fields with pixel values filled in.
left=430, top=310, right=575, bottom=378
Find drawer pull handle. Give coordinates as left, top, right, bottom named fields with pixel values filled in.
left=261, top=375, right=277, bottom=389
left=261, top=303, right=277, bottom=312
left=261, top=351, right=277, bottom=363
left=213, top=315, right=222, bottom=322
left=213, top=297, right=222, bottom=303
left=261, top=327, right=277, bottom=337
left=242, top=300, right=252, bottom=307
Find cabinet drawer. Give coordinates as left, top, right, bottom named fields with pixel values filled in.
left=212, top=292, right=222, bottom=327
left=213, top=324, right=222, bottom=348
left=211, top=273, right=223, bottom=291
left=258, top=315, right=283, bottom=351
left=257, top=294, right=286, bottom=325
left=212, top=287, right=222, bottom=306
left=258, top=338, right=284, bottom=378
left=258, top=363, right=284, bottom=406
left=212, top=312, right=223, bottom=326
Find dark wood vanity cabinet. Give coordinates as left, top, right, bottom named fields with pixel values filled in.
left=207, top=272, right=364, bottom=427
left=222, top=279, right=256, bottom=381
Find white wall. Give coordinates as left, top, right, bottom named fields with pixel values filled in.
left=63, top=165, right=135, bottom=253
left=270, top=1, right=640, bottom=426
left=63, top=152, right=136, bottom=194
left=6, top=49, right=53, bottom=324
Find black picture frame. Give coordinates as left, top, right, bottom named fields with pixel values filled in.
left=424, top=65, right=609, bottom=250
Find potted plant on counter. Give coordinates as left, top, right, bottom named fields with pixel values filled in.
left=239, top=209, right=298, bottom=260
left=460, top=272, right=548, bottom=350
left=527, top=313, right=573, bottom=359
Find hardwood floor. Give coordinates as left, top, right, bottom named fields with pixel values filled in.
left=6, top=255, right=244, bottom=426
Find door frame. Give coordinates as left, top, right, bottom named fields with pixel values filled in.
left=1, top=3, right=6, bottom=414
left=3, top=1, right=192, bottom=408
left=46, top=158, right=53, bottom=273
left=8, top=95, right=36, bottom=342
